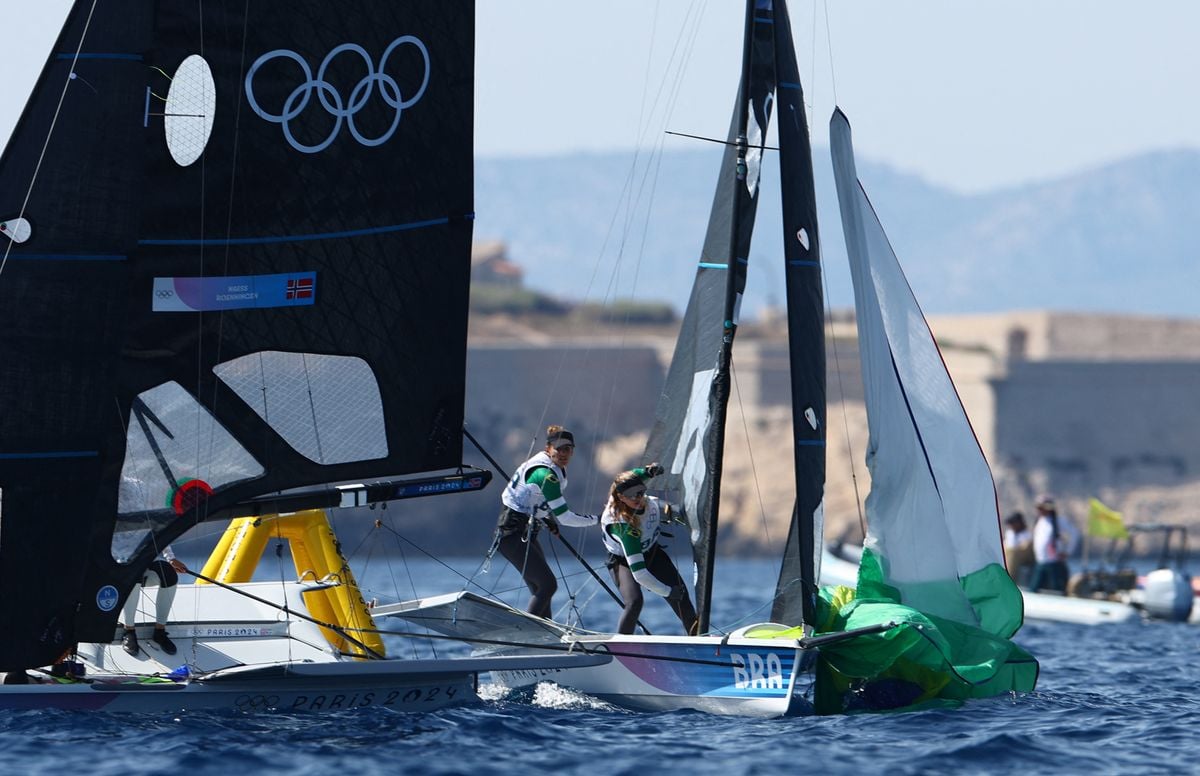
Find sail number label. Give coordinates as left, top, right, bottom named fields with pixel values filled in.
left=234, top=683, right=464, bottom=711
left=730, top=652, right=784, bottom=690
left=153, top=273, right=316, bottom=312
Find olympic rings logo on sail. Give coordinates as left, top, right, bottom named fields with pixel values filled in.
left=244, top=37, right=430, bottom=154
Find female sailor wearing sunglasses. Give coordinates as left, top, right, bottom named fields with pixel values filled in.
left=601, top=464, right=697, bottom=635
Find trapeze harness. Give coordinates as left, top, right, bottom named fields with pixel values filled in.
left=601, top=496, right=672, bottom=597
left=497, top=451, right=595, bottom=537
left=122, top=546, right=180, bottom=627
left=602, top=494, right=697, bottom=635
left=494, top=450, right=596, bottom=619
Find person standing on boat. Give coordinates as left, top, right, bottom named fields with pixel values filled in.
left=1029, top=495, right=1079, bottom=593
left=121, top=547, right=188, bottom=656
left=496, top=425, right=598, bottom=619
left=601, top=465, right=698, bottom=636
left=1003, top=511, right=1035, bottom=587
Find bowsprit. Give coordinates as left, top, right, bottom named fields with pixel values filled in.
left=244, top=37, right=430, bottom=154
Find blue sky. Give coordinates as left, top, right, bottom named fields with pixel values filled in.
left=4, top=1, right=1199, bottom=193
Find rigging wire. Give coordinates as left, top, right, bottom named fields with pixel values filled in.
left=269, top=516, right=298, bottom=667
left=543, top=528, right=584, bottom=629
left=486, top=3, right=711, bottom=611
left=730, top=360, right=774, bottom=548
left=187, top=568, right=385, bottom=659
left=528, top=0, right=705, bottom=433
left=582, top=0, right=710, bottom=568
left=382, top=512, right=432, bottom=659
left=373, top=520, right=531, bottom=599
left=188, top=0, right=217, bottom=540
left=822, top=0, right=839, bottom=108
left=177, top=565, right=848, bottom=671
left=331, top=509, right=382, bottom=658
left=810, top=0, right=866, bottom=538
left=0, top=0, right=99, bottom=279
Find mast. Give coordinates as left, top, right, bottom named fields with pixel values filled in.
left=699, top=0, right=758, bottom=635
left=769, top=0, right=825, bottom=629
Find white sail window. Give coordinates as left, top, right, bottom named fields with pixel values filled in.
left=743, top=90, right=773, bottom=197
left=215, top=351, right=388, bottom=465
left=112, top=381, right=264, bottom=563
left=164, top=54, right=216, bottom=166
left=0, top=217, right=32, bottom=243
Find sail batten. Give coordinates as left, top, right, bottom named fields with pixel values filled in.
left=137, top=215, right=465, bottom=245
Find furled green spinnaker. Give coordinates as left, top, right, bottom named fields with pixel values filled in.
left=809, top=547, right=1039, bottom=714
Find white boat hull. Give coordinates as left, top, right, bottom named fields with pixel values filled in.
left=383, top=592, right=814, bottom=717
left=1020, top=589, right=1137, bottom=625
left=492, top=633, right=813, bottom=717
left=0, top=661, right=478, bottom=713
left=2, top=582, right=607, bottom=713
left=821, top=547, right=1139, bottom=626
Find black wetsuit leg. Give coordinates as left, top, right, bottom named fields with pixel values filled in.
left=497, top=531, right=558, bottom=618
left=644, top=545, right=698, bottom=636
left=607, top=558, right=644, bottom=635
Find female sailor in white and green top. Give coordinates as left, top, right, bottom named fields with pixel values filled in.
left=602, top=465, right=697, bottom=635
left=496, top=425, right=598, bottom=619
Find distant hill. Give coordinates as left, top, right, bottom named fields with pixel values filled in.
left=475, top=147, right=1200, bottom=317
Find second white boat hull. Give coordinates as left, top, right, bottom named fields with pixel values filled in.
left=384, top=592, right=814, bottom=717
left=493, top=633, right=813, bottom=717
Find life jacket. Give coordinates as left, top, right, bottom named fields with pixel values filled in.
left=501, top=451, right=567, bottom=514
left=498, top=452, right=567, bottom=536
left=601, top=495, right=664, bottom=556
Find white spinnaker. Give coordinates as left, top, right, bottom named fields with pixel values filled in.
left=829, top=109, right=1002, bottom=627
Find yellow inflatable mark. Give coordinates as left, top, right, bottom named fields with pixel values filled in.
left=199, top=510, right=384, bottom=659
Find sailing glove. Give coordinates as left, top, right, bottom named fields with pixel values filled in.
left=662, top=503, right=687, bottom=526
left=643, top=462, right=664, bottom=478
left=666, top=584, right=689, bottom=603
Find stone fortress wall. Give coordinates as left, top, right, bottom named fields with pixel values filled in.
left=438, top=311, right=1200, bottom=557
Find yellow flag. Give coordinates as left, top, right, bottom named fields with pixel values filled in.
left=1087, top=498, right=1128, bottom=539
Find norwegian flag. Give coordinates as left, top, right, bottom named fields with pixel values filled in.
left=286, top=276, right=314, bottom=300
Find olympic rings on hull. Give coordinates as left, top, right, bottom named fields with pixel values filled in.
left=245, top=36, right=430, bottom=154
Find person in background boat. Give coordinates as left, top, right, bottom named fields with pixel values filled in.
left=602, top=464, right=698, bottom=636
left=1029, top=495, right=1080, bottom=593
left=121, top=547, right=188, bottom=656
left=496, top=425, right=599, bottom=619
left=1003, top=511, right=1035, bottom=587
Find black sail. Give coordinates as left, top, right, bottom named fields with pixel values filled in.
left=643, top=1, right=779, bottom=632
left=0, top=1, right=474, bottom=668
left=769, top=0, right=825, bottom=627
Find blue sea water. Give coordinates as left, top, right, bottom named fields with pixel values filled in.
left=2, top=556, right=1196, bottom=776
